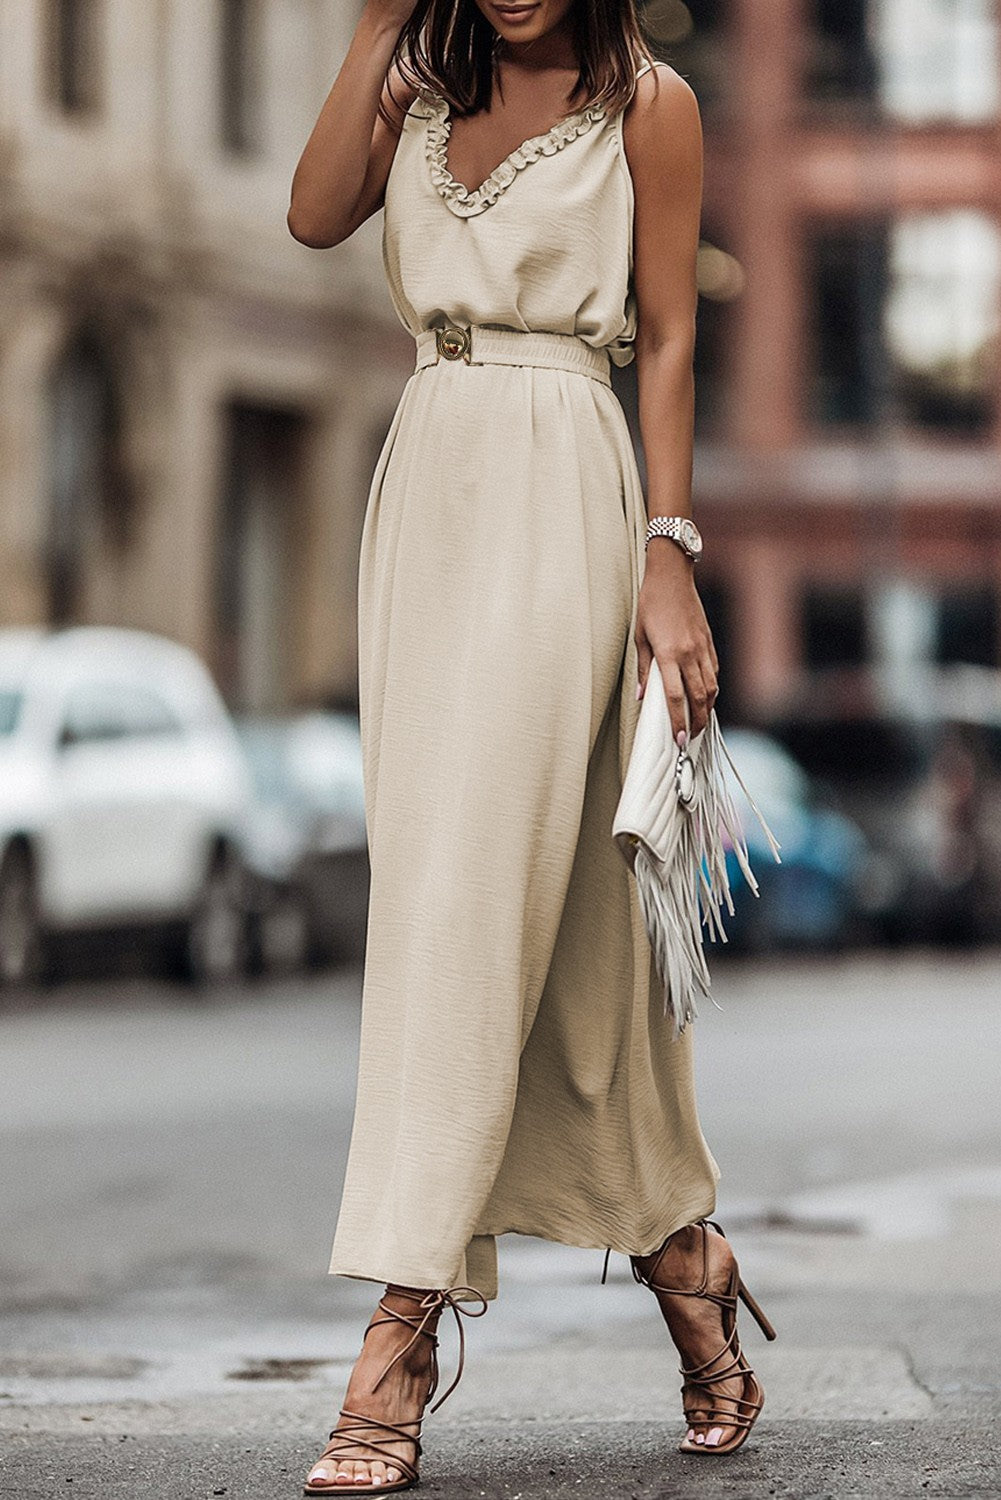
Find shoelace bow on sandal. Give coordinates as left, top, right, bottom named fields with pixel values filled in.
left=305, top=1284, right=487, bottom=1494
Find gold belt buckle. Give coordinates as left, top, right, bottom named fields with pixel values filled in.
left=435, top=324, right=472, bottom=363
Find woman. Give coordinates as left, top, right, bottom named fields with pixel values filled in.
left=288, top=1, right=775, bottom=1491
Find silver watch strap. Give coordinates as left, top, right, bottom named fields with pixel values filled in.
left=644, top=516, right=698, bottom=557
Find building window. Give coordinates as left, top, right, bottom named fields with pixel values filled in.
left=216, top=402, right=308, bottom=710
left=872, top=0, right=999, bottom=124
left=808, top=0, right=1000, bottom=121
left=884, top=210, right=1000, bottom=433
left=809, top=226, right=890, bottom=427
left=220, top=0, right=261, bottom=155
left=47, top=331, right=127, bottom=624
left=801, top=585, right=868, bottom=670
left=935, top=585, right=999, bottom=668
left=807, top=0, right=879, bottom=109
left=693, top=292, right=728, bottom=438
left=809, top=212, right=1000, bottom=433
left=46, top=0, right=101, bottom=116
left=640, top=0, right=726, bottom=115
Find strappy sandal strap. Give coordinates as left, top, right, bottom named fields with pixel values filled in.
left=308, top=1282, right=488, bottom=1492
left=682, top=1353, right=761, bottom=1403
left=627, top=1218, right=772, bottom=1453
left=316, top=1410, right=423, bottom=1484
left=682, top=1401, right=761, bottom=1431
left=678, top=1323, right=745, bottom=1382
left=682, top=1369, right=764, bottom=1431
left=677, top=1307, right=761, bottom=1408
left=366, top=1284, right=487, bottom=1413
left=683, top=1374, right=764, bottom=1421
left=631, top=1220, right=738, bottom=1311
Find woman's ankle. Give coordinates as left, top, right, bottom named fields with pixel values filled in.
left=633, top=1220, right=701, bottom=1271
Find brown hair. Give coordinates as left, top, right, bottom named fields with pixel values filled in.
left=380, top=0, right=657, bottom=125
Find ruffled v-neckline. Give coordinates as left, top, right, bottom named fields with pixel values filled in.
left=422, top=90, right=607, bottom=219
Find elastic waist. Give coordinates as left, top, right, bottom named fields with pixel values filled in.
left=414, top=324, right=611, bottom=388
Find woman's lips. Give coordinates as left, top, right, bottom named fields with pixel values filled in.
left=493, top=4, right=539, bottom=19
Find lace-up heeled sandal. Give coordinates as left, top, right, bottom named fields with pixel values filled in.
left=631, top=1218, right=776, bottom=1456
left=303, top=1284, right=487, bottom=1496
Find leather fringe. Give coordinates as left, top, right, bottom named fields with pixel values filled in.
left=634, top=713, right=781, bottom=1041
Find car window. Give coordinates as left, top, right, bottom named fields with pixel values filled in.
left=0, top=689, right=23, bottom=736
left=59, top=682, right=184, bottom=746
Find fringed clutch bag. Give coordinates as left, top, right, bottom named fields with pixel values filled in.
left=612, top=658, right=782, bottom=1039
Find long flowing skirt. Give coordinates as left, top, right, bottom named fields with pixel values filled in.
left=328, top=357, right=719, bottom=1300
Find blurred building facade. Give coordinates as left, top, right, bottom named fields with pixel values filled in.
left=0, top=0, right=405, bottom=711
left=2, top=1, right=1000, bottom=719
left=653, top=0, right=1001, bottom=718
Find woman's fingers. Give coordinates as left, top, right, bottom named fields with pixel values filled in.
left=702, top=653, right=719, bottom=709
left=635, top=633, right=653, bottom=701
left=659, top=660, right=690, bottom=743
left=682, top=657, right=711, bottom=738
left=639, top=635, right=718, bottom=736
left=656, top=655, right=713, bottom=739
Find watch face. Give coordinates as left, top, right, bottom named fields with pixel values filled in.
left=680, top=520, right=703, bottom=557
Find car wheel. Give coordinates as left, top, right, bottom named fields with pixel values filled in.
left=183, top=847, right=248, bottom=986
left=0, top=844, right=44, bottom=988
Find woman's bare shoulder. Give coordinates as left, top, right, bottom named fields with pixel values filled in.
left=622, top=60, right=702, bottom=171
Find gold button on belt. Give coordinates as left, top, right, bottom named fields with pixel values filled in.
left=414, top=325, right=613, bottom=387
left=435, top=324, right=472, bottom=363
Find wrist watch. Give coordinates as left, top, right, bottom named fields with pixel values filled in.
left=644, top=515, right=703, bottom=561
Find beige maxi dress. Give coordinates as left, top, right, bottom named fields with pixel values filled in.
left=328, top=65, right=720, bottom=1302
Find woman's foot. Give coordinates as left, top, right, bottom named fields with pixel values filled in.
left=305, top=1287, right=440, bottom=1491
left=632, top=1221, right=755, bottom=1451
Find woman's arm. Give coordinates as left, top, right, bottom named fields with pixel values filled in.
left=622, top=64, right=718, bottom=741
left=287, top=1, right=419, bottom=249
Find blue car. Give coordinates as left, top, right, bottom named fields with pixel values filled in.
left=710, top=729, right=884, bottom=953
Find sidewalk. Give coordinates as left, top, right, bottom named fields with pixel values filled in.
left=2, top=953, right=1000, bottom=1498
left=2, top=1219, right=999, bottom=1498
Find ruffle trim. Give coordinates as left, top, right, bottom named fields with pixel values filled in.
left=421, top=89, right=607, bottom=218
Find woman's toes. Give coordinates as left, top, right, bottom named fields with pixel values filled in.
left=704, top=1426, right=724, bottom=1447
left=386, top=1468, right=401, bottom=1484
left=368, top=1462, right=387, bottom=1485
left=335, top=1463, right=365, bottom=1485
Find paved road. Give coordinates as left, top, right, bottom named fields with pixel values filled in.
left=2, top=950, right=1000, bottom=1497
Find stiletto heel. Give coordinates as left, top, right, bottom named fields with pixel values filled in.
left=631, top=1217, right=776, bottom=1456
left=737, top=1277, right=777, bottom=1342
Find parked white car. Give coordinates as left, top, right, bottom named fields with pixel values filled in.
left=234, top=711, right=369, bottom=972
left=0, top=627, right=253, bottom=986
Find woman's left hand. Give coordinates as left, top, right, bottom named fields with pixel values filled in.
left=635, top=543, right=719, bottom=742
